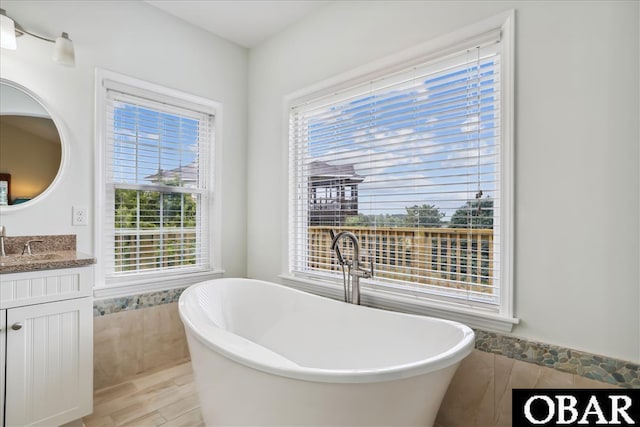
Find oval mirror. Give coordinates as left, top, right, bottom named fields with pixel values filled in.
left=0, top=79, right=65, bottom=212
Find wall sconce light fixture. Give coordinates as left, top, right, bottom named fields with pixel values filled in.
left=0, top=8, right=75, bottom=66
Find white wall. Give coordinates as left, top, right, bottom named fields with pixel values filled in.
left=0, top=0, right=248, bottom=277
left=247, top=1, right=640, bottom=362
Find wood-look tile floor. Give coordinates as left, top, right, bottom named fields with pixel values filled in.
left=83, top=362, right=204, bottom=427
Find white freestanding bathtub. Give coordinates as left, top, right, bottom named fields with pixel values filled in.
left=179, top=278, right=474, bottom=426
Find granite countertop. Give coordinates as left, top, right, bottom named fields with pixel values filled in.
left=0, top=250, right=96, bottom=273
left=0, top=234, right=96, bottom=273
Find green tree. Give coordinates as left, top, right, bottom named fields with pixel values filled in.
left=114, top=186, right=197, bottom=229
left=403, top=204, right=445, bottom=227
left=450, top=198, right=494, bottom=229
left=114, top=189, right=160, bottom=229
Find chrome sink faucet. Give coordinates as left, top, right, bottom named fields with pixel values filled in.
left=330, top=231, right=374, bottom=305
left=22, top=239, right=44, bottom=255
left=0, top=225, right=6, bottom=257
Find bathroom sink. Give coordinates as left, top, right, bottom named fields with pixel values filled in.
left=0, top=253, right=64, bottom=266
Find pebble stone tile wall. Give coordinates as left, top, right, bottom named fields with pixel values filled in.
left=93, top=287, right=640, bottom=389
left=475, top=330, right=639, bottom=388
left=94, top=287, right=186, bottom=316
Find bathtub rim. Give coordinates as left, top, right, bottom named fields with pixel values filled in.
left=179, top=277, right=475, bottom=384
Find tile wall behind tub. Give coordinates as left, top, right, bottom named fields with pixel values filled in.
left=93, top=301, right=190, bottom=389
left=434, top=350, right=620, bottom=427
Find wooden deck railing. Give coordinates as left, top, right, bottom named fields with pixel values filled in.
left=113, top=225, right=494, bottom=293
left=308, top=225, right=494, bottom=293
left=114, top=228, right=198, bottom=272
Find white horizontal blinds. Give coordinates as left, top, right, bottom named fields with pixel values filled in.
left=104, top=88, right=212, bottom=277
left=290, top=36, right=502, bottom=307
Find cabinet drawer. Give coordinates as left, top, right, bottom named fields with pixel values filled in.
left=0, top=266, right=93, bottom=309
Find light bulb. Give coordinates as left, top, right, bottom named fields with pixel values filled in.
left=0, top=9, right=17, bottom=50
left=53, top=32, right=75, bottom=66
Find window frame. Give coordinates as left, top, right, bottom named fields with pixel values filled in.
left=94, top=69, right=223, bottom=298
left=281, top=11, right=517, bottom=332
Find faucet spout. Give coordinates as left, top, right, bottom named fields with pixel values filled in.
left=330, top=231, right=360, bottom=265
left=330, top=231, right=373, bottom=305
left=22, top=239, right=44, bottom=255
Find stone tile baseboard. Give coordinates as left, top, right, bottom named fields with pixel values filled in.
left=475, top=330, right=639, bottom=388
left=93, top=287, right=187, bottom=316
left=93, top=287, right=639, bottom=389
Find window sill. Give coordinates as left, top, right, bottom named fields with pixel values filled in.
left=279, top=274, right=519, bottom=333
left=94, top=269, right=225, bottom=299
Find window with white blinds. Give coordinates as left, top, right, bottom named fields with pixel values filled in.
left=102, top=83, right=213, bottom=281
left=289, top=28, right=511, bottom=312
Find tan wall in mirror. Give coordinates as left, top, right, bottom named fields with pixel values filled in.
left=0, top=116, right=61, bottom=202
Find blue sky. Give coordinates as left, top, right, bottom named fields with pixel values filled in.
left=302, top=54, right=500, bottom=220
left=112, top=103, right=201, bottom=186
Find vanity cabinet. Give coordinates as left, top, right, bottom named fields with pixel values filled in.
left=0, top=267, right=93, bottom=427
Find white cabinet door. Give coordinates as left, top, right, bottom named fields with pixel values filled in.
left=0, top=309, right=5, bottom=427
left=5, top=298, right=93, bottom=427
